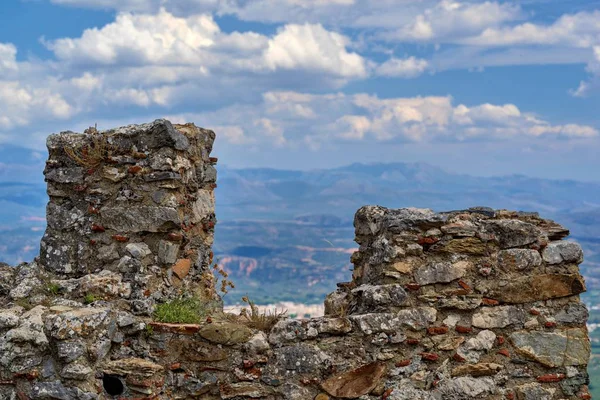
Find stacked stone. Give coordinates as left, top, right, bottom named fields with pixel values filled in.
left=39, top=119, right=218, bottom=313
left=0, top=120, right=592, bottom=399
left=321, top=206, right=591, bottom=399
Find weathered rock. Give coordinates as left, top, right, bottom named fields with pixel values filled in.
left=126, top=242, right=151, bottom=259
left=514, top=382, right=555, bottom=400
left=220, top=382, right=274, bottom=399
left=555, top=302, right=589, bottom=325
left=46, top=307, right=110, bottom=339
left=101, top=206, right=180, bottom=232
left=510, top=328, right=590, bottom=367
left=103, top=357, right=164, bottom=377
left=451, top=363, right=503, bottom=377
left=433, top=376, right=496, bottom=399
left=199, top=322, right=253, bottom=345
left=321, top=362, right=386, bottom=398
left=542, top=241, right=584, bottom=264
left=350, top=307, right=437, bottom=333
left=472, top=306, right=524, bottom=328
left=57, top=340, right=86, bottom=363
left=487, top=274, right=585, bottom=303
left=414, top=261, right=468, bottom=285
left=351, top=284, right=407, bottom=312
left=275, top=344, right=331, bottom=374
left=497, top=249, right=542, bottom=271
left=270, top=317, right=352, bottom=343
left=484, top=219, right=541, bottom=249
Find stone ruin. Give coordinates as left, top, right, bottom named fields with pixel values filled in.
left=0, top=120, right=592, bottom=399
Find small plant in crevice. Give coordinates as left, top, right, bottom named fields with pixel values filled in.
left=153, top=296, right=216, bottom=324
left=238, top=296, right=287, bottom=333
left=14, top=298, right=33, bottom=311
left=84, top=293, right=98, bottom=304
left=46, top=283, right=61, bottom=296
left=143, top=324, right=154, bottom=338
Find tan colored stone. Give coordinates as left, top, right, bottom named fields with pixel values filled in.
left=199, top=322, right=253, bottom=345
left=437, top=238, right=488, bottom=255
left=488, top=274, right=585, bottom=303
left=315, top=394, right=330, bottom=400
left=321, top=362, right=386, bottom=398
left=510, top=328, right=590, bottom=367
left=436, top=336, right=465, bottom=351
left=172, top=259, right=192, bottom=279
left=103, top=358, right=163, bottom=378
left=220, top=382, right=274, bottom=399
left=392, top=261, right=413, bottom=274
left=451, top=363, right=503, bottom=377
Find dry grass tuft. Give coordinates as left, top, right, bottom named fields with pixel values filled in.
left=238, top=296, right=287, bottom=332
left=64, top=126, right=115, bottom=168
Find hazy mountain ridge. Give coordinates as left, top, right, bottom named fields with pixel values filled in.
left=1, top=162, right=600, bottom=303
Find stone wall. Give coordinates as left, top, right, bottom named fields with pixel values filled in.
left=0, top=120, right=591, bottom=400
left=40, top=119, right=218, bottom=313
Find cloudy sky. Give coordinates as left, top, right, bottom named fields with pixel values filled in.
left=1, top=0, right=600, bottom=181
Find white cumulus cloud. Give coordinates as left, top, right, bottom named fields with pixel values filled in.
left=376, top=57, right=429, bottom=78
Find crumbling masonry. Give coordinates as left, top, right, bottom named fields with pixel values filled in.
left=0, top=120, right=591, bottom=399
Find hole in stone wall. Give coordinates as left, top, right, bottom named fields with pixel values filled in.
left=103, top=374, right=124, bottom=396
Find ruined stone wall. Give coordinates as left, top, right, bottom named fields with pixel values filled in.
left=0, top=121, right=591, bottom=400
left=40, top=119, right=218, bottom=312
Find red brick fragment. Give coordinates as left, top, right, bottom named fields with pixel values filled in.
left=455, top=325, right=472, bottom=334
left=132, top=151, right=147, bottom=159
left=112, top=234, right=129, bottom=242
left=544, top=321, right=557, bottom=328
left=382, top=388, right=394, bottom=399
left=209, top=157, right=218, bottom=164
left=578, top=386, right=592, bottom=399
left=427, top=326, right=449, bottom=335
left=497, top=349, right=510, bottom=357
left=168, top=363, right=181, bottom=371
left=482, top=298, right=500, bottom=306
left=453, top=353, right=466, bottom=362
left=537, top=373, right=565, bottom=383
left=88, top=205, right=99, bottom=214
left=406, top=338, right=420, bottom=345
left=243, top=360, right=256, bottom=369
left=12, top=370, right=38, bottom=381
left=91, top=224, right=105, bottom=232
left=458, top=280, right=471, bottom=292
left=529, top=308, right=541, bottom=315
left=505, top=392, right=515, bottom=400
left=417, top=236, right=439, bottom=245
left=497, top=336, right=505, bottom=345
left=395, top=359, right=411, bottom=367
left=128, top=165, right=143, bottom=174
left=405, top=283, right=421, bottom=291
left=167, top=232, right=183, bottom=242
left=419, top=352, right=439, bottom=362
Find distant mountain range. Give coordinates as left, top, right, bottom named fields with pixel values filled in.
left=1, top=161, right=600, bottom=304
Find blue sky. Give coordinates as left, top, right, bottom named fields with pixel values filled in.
left=1, top=0, right=600, bottom=182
